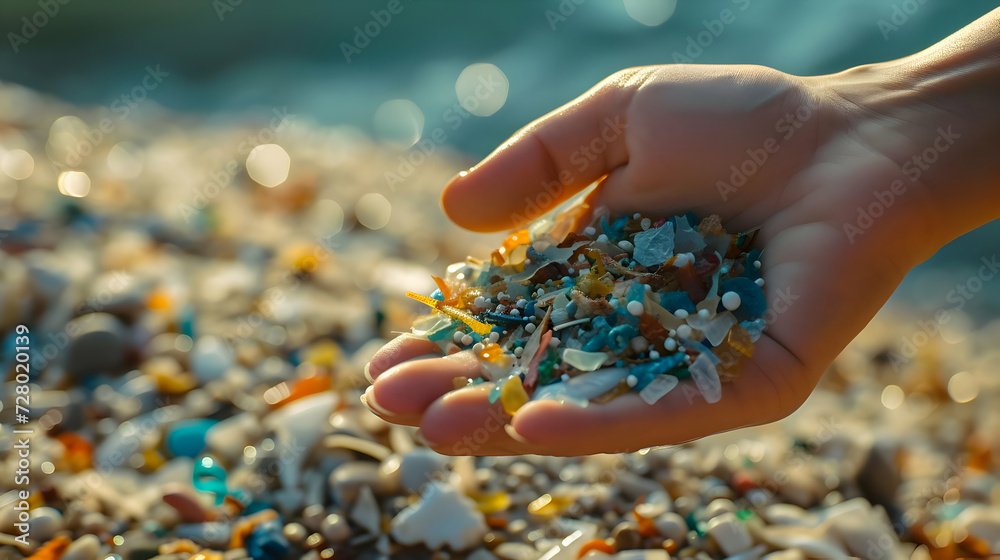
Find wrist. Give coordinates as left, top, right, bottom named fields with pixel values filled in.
left=806, top=10, right=1000, bottom=262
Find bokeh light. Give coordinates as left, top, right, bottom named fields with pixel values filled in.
left=57, top=171, right=91, bottom=198
left=373, top=99, right=424, bottom=147
left=1, top=149, right=34, bottom=180
left=107, top=142, right=144, bottom=179
left=455, top=63, right=509, bottom=117
left=355, top=193, right=391, bottom=230
left=623, top=0, right=677, bottom=27
left=881, top=384, right=904, bottom=409
left=947, top=371, right=978, bottom=403
left=309, top=199, right=346, bottom=238
left=247, top=144, right=290, bottom=188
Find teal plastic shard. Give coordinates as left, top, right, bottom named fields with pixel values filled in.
left=633, top=222, right=675, bottom=267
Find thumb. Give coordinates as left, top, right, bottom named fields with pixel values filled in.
left=441, top=68, right=650, bottom=232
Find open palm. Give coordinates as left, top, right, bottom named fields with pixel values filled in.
left=364, top=64, right=945, bottom=455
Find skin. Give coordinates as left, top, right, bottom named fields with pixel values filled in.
left=363, top=9, right=1000, bottom=456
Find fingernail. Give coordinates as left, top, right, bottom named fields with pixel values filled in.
left=504, top=423, right=531, bottom=445
left=364, top=362, right=373, bottom=383
left=414, top=429, right=439, bottom=449
left=362, top=386, right=396, bottom=417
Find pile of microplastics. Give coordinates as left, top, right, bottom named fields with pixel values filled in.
left=406, top=207, right=768, bottom=415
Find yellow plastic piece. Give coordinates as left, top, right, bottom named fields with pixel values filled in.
left=469, top=490, right=512, bottom=514
left=726, top=325, right=754, bottom=357
left=527, top=493, right=573, bottom=518
left=500, top=375, right=529, bottom=415
left=405, top=292, right=493, bottom=335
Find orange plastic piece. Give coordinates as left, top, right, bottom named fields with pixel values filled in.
left=662, top=539, right=679, bottom=554
left=577, top=539, right=615, bottom=558
left=147, top=289, right=171, bottom=311
left=478, top=343, right=504, bottom=363
left=500, top=229, right=530, bottom=255
left=634, top=506, right=660, bottom=538
left=272, top=374, right=331, bottom=408
left=55, top=432, right=94, bottom=472
left=25, top=536, right=71, bottom=560
left=431, top=275, right=458, bottom=306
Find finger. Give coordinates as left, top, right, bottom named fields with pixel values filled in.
left=441, top=68, right=652, bottom=232
left=419, top=384, right=545, bottom=456
left=366, top=334, right=442, bottom=381
left=507, top=336, right=804, bottom=456
left=370, top=351, right=485, bottom=418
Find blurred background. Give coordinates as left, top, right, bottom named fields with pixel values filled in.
left=2, top=0, right=997, bottom=318
left=1, top=3, right=998, bottom=559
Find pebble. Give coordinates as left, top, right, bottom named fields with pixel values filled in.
left=391, top=481, right=487, bottom=551
left=396, top=448, right=450, bottom=493
left=350, top=485, right=382, bottom=535
left=494, top=542, right=541, bottom=560
left=190, top=335, right=235, bottom=383
left=320, top=513, right=351, bottom=544
left=610, top=522, right=642, bottom=551
left=65, top=313, right=128, bottom=375
left=654, top=512, right=688, bottom=543
left=705, top=512, right=753, bottom=556
left=62, top=535, right=100, bottom=560
left=953, top=505, right=1000, bottom=554
left=162, top=489, right=209, bottom=523
left=28, top=508, right=64, bottom=542
left=329, top=461, right=381, bottom=503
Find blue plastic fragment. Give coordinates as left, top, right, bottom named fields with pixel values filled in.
left=626, top=283, right=646, bottom=304
left=430, top=289, right=444, bottom=301
left=720, top=276, right=766, bottom=321
left=742, top=248, right=762, bottom=282
left=629, top=353, right=688, bottom=390
left=607, top=324, right=639, bottom=353
left=246, top=519, right=291, bottom=560
left=484, top=312, right=533, bottom=326
left=740, top=319, right=766, bottom=342
left=660, top=291, right=697, bottom=313
left=565, top=302, right=578, bottom=319
left=166, top=419, right=218, bottom=458
left=582, top=332, right=608, bottom=352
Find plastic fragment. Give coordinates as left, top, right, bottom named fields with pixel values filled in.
left=632, top=221, right=675, bottom=267
left=689, top=353, right=722, bottom=403
left=638, top=374, right=679, bottom=405
left=562, top=348, right=608, bottom=372
left=501, top=375, right=529, bottom=415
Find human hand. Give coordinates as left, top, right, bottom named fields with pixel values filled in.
left=364, top=12, right=1000, bottom=455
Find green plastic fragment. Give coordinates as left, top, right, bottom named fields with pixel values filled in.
left=735, top=509, right=754, bottom=522
left=672, top=367, right=691, bottom=379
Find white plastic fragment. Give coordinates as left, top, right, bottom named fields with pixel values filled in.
left=390, top=481, right=487, bottom=551
left=689, top=353, right=722, bottom=403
